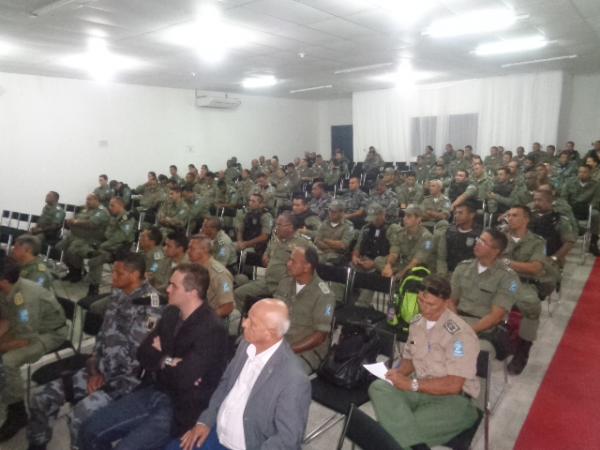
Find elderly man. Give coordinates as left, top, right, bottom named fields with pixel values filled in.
left=188, top=235, right=235, bottom=319
left=79, top=264, right=228, bottom=450
left=26, top=253, right=163, bottom=450
left=274, top=246, right=335, bottom=374
left=369, top=275, right=480, bottom=449
left=167, top=299, right=311, bottom=450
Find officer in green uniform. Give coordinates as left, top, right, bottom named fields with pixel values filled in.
left=157, top=186, right=190, bottom=235
left=314, top=200, right=355, bottom=265
left=551, top=151, right=577, bottom=191
left=236, top=169, right=255, bottom=206
left=369, top=275, right=480, bottom=449
left=200, top=217, right=237, bottom=268
left=342, top=177, right=369, bottom=228
left=138, top=226, right=171, bottom=291
left=0, top=255, right=67, bottom=440
left=502, top=206, right=547, bottom=375
left=12, top=235, right=53, bottom=290
left=30, top=191, right=65, bottom=245
left=59, top=193, right=110, bottom=282
left=396, top=172, right=424, bottom=209
left=135, top=172, right=166, bottom=224
left=87, top=197, right=136, bottom=296
left=168, top=165, right=184, bottom=187
left=291, top=196, right=321, bottom=240
left=234, top=193, right=273, bottom=255
left=94, top=174, right=114, bottom=208
left=252, top=174, right=276, bottom=212
left=448, top=149, right=470, bottom=176
left=371, top=180, right=400, bottom=224
left=450, top=229, right=519, bottom=357
left=274, top=246, right=334, bottom=374
left=234, top=212, right=313, bottom=312
left=484, top=146, right=502, bottom=173
left=420, top=180, right=451, bottom=229
left=182, top=186, right=210, bottom=234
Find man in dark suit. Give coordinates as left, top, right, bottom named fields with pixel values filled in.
left=79, top=263, right=228, bottom=450
left=168, top=299, right=311, bottom=450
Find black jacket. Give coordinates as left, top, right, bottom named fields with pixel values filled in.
left=137, top=303, right=228, bottom=436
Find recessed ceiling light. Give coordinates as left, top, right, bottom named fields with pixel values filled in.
left=474, top=36, right=549, bottom=56
left=289, top=84, right=333, bottom=94
left=423, top=9, right=526, bottom=38
left=373, top=0, right=436, bottom=27
left=298, top=52, right=306, bottom=58
left=242, top=75, right=277, bottom=89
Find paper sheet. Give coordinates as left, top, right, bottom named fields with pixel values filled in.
left=363, top=362, right=393, bottom=385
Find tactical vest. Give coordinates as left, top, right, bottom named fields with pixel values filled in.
left=293, top=210, right=317, bottom=229
left=531, top=212, right=562, bottom=256
left=445, top=226, right=481, bottom=272
left=359, top=225, right=390, bottom=259
left=447, top=182, right=468, bottom=203
left=243, top=210, right=264, bottom=241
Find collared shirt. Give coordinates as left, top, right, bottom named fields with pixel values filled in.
left=217, top=340, right=283, bottom=450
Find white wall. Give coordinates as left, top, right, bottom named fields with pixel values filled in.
left=0, top=72, right=319, bottom=212
left=562, top=73, right=600, bottom=151
left=317, top=97, right=353, bottom=157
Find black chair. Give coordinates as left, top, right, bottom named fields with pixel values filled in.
left=237, top=249, right=265, bottom=281
left=335, top=270, right=393, bottom=327
left=336, top=403, right=402, bottom=450
left=303, top=327, right=396, bottom=444
left=316, top=264, right=352, bottom=305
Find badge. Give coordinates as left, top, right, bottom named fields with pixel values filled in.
left=444, top=319, right=460, bottom=334
left=453, top=340, right=465, bottom=358
left=19, top=308, right=29, bottom=323
left=14, top=293, right=25, bottom=306
left=223, top=282, right=231, bottom=293
left=218, top=247, right=226, bottom=257
left=318, top=281, right=331, bottom=295
left=374, top=229, right=380, bottom=238
left=150, top=262, right=159, bottom=273
left=153, top=252, right=163, bottom=261
left=146, top=315, right=158, bottom=331
left=38, top=264, right=46, bottom=272
left=37, top=276, right=46, bottom=286
left=466, top=237, right=474, bottom=247
left=324, top=304, right=333, bottom=317
left=150, top=292, right=160, bottom=308
left=424, top=240, right=432, bottom=250
left=252, top=218, right=258, bottom=225
left=509, top=280, right=518, bottom=294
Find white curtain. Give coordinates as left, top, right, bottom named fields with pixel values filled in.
left=353, top=71, right=563, bottom=162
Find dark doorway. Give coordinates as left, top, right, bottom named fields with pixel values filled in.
left=331, top=125, right=353, bottom=162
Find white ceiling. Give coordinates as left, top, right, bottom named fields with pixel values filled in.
left=0, top=0, right=599, bottom=99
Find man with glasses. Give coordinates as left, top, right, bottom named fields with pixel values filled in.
left=450, top=229, right=520, bottom=358
left=369, top=275, right=480, bottom=449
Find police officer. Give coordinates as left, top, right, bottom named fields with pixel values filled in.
left=314, top=200, right=355, bottom=265
left=308, top=182, right=332, bottom=220
left=252, top=173, right=276, bottom=212
left=234, top=193, right=273, bottom=256
left=182, top=186, right=210, bottom=234
left=484, top=146, right=502, bottom=173
left=138, top=226, right=171, bottom=291
left=369, top=275, right=480, bottom=449
left=135, top=172, right=166, bottom=225
left=30, top=191, right=65, bottom=245
left=502, top=206, right=547, bottom=375
left=396, top=172, right=424, bottom=209
left=11, top=235, right=53, bottom=290
left=188, top=235, right=234, bottom=319
left=234, top=212, right=312, bottom=312
left=26, top=253, right=163, bottom=450
left=420, top=179, right=451, bottom=229
left=0, top=254, right=67, bottom=441
left=94, top=174, right=113, bottom=208
left=342, top=176, right=369, bottom=228
left=157, top=186, right=190, bottom=235
left=200, top=216, right=237, bottom=268
left=169, top=164, right=184, bottom=187
left=371, top=179, right=400, bottom=224
left=453, top=161, right=493, bottom=212
left=60, top=193, right=110, bottom=283
left=291, top=195, right=321, bottom=240
left=87, top=197, right=136, bottom=296
left=274, top=246, right=334, bottom=374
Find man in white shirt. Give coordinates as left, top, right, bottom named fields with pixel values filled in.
left=167, top=299, right=311, bottom=450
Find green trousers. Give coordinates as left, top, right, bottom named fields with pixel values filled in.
left=369, top=380, right=479, bottom=449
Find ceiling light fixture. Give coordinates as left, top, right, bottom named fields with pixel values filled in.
left=501, top=54, right=578, bottom=68
left=61, top=37, right=141, bottom=82
left=372, top=59, right=436, bottom=87
left=162, top=4, right=253, bottom=65
left=289, top=84, right=333, bottom=94
left=423, top=9, right=527, bottom=38
left=334, top=62, right=394, bottom=74
left=242, top=75, right=277, bottom=89
left=30, top=0, right=92, bottom=17
left=474, top=36, right=549, bottom=56
left=372, top=0, right=436, bottom=27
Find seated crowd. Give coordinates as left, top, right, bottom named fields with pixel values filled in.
left=0, top=139, right=598, bottom=449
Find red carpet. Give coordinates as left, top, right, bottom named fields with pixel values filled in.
left=515, top=258, right=600, bottom=449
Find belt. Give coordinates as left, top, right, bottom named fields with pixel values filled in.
left=457, top=310, right=482, bottom=319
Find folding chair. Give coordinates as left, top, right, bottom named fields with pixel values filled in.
left=335, top=270, right=393, bottom=327
left=577, top=204, right=593, bottom=264
left=336, top=403, right=402, bottom=450
left=316, top=263, right=352, bottom=305
left=237, top=249, right=265, bottom=281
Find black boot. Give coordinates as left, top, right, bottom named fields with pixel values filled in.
left=507, top=338, right=533, bottom=375
left=0, top=401, right=28, bottom=442
left=87, top=283, right=99, bottom=296
left=590, top=234, right=600, bottom=257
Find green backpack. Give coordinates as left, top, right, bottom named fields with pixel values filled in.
left=387, top=266, right=431, bottom=327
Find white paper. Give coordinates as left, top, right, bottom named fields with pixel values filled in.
left=363, top=362, right=393, bottom=385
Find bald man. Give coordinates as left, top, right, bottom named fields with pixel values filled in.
left=169, top=299, right=311, bottom=450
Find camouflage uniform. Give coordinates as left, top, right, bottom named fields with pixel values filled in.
left=236, top=178, right=255, bottom=206
left=315, top=219, right=355, bottom=264
left=389, top=225, right=434, bottom=271
left=395, top=184, right=424, bottom=207
left=420, top=194, right=451, bottom=228
left=59, top=206, right=110, bottom=271
left=342, top=190, right=369, bottom=214
left=324, top=164, right=343, bottom=186
left=483, top=155, right=502, bottom=173
left=309, top=194, right=332, bottom=220
left=136, top=184, right=166, bottom=211
left=158, top=199, right=190, bottom=233
left=551, top=162, right=577, bottom=191
left=371, top=189, right=400, bottom=223
left=93, top=186, right=113, bottom=208
left=87, top=212, right=136, bottom=285
left=186, top=194, right=211, bottom=231
left=26, top=282, right=162, bottom=448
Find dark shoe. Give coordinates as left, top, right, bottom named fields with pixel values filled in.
left=508, top=338, right=533, bottom=375
left=589, top=235, right=600, bottom=257
left=87, top=284, right=99, bottom=296
left=0, top=401, right=28, bottom=442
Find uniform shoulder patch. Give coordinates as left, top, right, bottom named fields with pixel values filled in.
left=410, top=313, right=422, bottom=324
left=38, top=263, right=46, bottom=272
left=424, top=239, right=432, bottom=250
left=453, top=340, right=465, bottom=358
left=444, top=319, right=461, bottom=335
left=318, top=281, right=331, bottom=295
left=14, top=293, right=25, bottom=306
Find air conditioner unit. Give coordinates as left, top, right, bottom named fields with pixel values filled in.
left=195, top=93, right=241, bottom=109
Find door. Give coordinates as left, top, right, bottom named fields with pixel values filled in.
left=331, top=125, right=353, bottom=162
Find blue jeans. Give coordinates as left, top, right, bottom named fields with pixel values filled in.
left=165, top=428, right=228, bottom=450
left=79, top=385, right=174, bottom=450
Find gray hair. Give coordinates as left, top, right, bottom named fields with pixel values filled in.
left=15, top=234, right=41, bottom=256
left=259, top=299, right=291, bottom=337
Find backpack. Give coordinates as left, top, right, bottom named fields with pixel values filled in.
left=387, top=266, right=431, bottom=328
left=317, top=322, right=381, bottom=389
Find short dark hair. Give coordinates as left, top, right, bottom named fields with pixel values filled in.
left=292, top=195, right=308, bottom=204
left=114, top=252, right=146, bottom=278
left=422, top=274, right=451, bottom=300
left=313, top=182, right=326, bottom=191
left=148, top=171, right=157, bottom=179
left=511, top=204, right=532, bottom=221
left=0, top=252, right=20, bottom=284
left=110, top=196, right=125, bottom=207
left=146, top=226, right=163, bottom=246
left=166, top=231, right=189, bottom=251
left=99, top=174, right=108, bottom=180
left=169, top=185, right=182, bottom=193
left=203, top=216, right=221, bottom=231
left=49, top=191, right=60, bottom=201
left=277, top=211, right=297, bottom=230
left=303, top=246, right=319, bottom=271
left=484, top=228, right=508, bottom=253
left=455, top=202, right=476, bottom=214
left=176, top=263, right=209, bottom=299
left=170, top=165, right=177, bottom=170
left=585, top=153, right=600, bottom=164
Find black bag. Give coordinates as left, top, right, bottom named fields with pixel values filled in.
left=317, top=322, right=382, bottom=389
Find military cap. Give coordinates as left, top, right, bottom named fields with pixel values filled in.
left=366, top=203, right=385, bottom=222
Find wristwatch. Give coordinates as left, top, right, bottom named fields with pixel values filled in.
left=411, top=376, right=419, bottom=392
left=163, top=357, right=176, bottom=367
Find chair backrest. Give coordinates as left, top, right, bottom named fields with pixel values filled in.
left=351, top=270, right=393, bottom=295
left=56, top=296, right=76, bottom=322
left=82, top=311, right=104, bottom=337
left=337, top=403, right=402, bottom=450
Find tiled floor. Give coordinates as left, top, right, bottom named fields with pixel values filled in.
left=4, top=247, right=595, bottom=450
